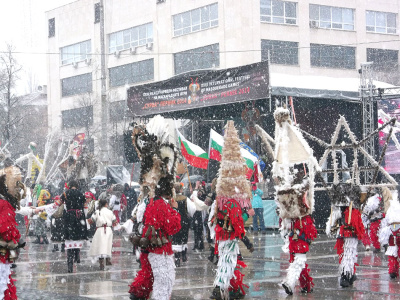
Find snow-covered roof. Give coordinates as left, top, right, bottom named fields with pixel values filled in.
left=18, top=92, right=47, bottom=106
left=270, top=73, right=395, bottom=101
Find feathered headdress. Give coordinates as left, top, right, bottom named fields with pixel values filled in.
left=132, top=115, right=177, bottom=200
left=216, top=120, right=252, bottom=210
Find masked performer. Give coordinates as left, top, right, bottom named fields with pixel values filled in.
left=378, top=188, right=400, bottom=278
left=0, top=162, right=26, bottom=300
left=362, top=193, right=384, bottom=252
left=128, top=115, right=181, bottom=300
left=326, top=183, right=365, bottom=288
left=269, top=107, right=320, bottom=295
left=209, top=121, right=253, bottom=300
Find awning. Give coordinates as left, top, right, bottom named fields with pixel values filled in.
left=270, top=73, right=395, bottom=101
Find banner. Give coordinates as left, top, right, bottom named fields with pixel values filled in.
left=378, top=100, right=400, bottom=174
left=127, top=61, right=269, bottom=116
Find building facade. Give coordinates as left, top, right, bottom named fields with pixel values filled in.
left=46, top=0, right=400, bottom=163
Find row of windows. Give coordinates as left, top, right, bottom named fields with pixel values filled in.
left=262, top=39, right=399, bottom=70
left=109, top=23, right=153, bottom=54
left=260, top=0, right=397, bottom=34
left=61, top=41, right=398, bottom=98
left=61, top=40, right=91, bottom=65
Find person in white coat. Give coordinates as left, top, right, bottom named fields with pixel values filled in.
left=88, top=199, right=119, bottom=270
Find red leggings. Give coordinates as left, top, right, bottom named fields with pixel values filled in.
left=129, top=253, right=154, bottom=299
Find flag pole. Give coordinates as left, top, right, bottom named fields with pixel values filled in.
left=185, top=163, right=192, bottom=192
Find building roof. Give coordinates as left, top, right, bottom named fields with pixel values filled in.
left=271, top=73, right=395, bottom=101
left=18, top=92, right=47, bottom=106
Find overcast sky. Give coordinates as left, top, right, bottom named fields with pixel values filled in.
left=0, top=0, right=75, bottom=95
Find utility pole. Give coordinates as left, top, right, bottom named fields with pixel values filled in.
left=99, top=0, right=108, bottom=166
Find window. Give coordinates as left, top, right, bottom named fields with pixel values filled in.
left=174, top=44, right=219, bottom=75
left=62, top=106, right=93, bottom=129
left=109, top=23, right=153, bottom=53
left=61, top=73, right=92, bottom=97
left=61, top=40, right=91, bottom=65
left=94, top=3, right=100, bottom=24
left=48, top=18, right=55, bottom=37
left=110, top=100, right=126, bottom=122
left=173, top=3, right=218, bottom=36
left=260, top=0, right=297, bottom=25
left=309, top=5, right=354, bottom=30
left=366, top=11, right=397, bottom=34
left=261, top=39, right=298, bottom=65
left=367, top=48, right=398, bottom=68
left=109, top=59, right=154, bottom=87
left=310, top=44, right=355, bottom=69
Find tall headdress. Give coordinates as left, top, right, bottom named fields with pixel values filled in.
left=272, top=107, right=319, bottom=219
left=216, top=121, right=252, bottom=210
left=132, top=115, right=177, bottom=200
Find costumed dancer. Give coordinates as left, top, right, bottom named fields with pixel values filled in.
left=61, top=180, right=88, bottom=273
left=206, top=178, right=218, bottom=264
left=50, top=195, right=66, bottom=252
left=172, top=183, right=196, bottom=267
left=209, top=120, right=253, bottom=300
left=88, top=199, right=119, bottom=270
left=326, top=183, right=365, bottom=288
left=378, top=188, right=400, bottom=278
left=128, top=115, right=181, bottom=300
left=34, top=189, right=51, bottom=244
left=0, top=161, right=27, bottom=300
left=362, top=192, right=384, bottom=252
left=271, top=107, right=319, bottom=295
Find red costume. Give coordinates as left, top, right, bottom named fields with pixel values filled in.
left=129, top=196, right=181, bottom=300
left=333, top=207, right=365, bottom=287
left=210, top=199, right=249, bottom=300
left=0, top=199, right=20, bottom=300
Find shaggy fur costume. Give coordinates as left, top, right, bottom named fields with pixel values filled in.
left=281, top=215, right=317, bottom=293
left=128, top=196, right=181, bottom=299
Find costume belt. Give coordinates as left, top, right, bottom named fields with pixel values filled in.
left=97, top=224, right=111, bottom=234
left=68, top=209, right=83, bottom=219
left=289, top=231, right=311, bottom=244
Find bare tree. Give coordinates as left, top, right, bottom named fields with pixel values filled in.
left=0, top=44, right=23, bottom=146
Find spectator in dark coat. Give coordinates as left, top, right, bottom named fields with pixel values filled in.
left=61, top=180, right=88, bottom=273
left=124, top=183, right=138, bottom=218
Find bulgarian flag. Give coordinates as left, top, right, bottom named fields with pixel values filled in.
left=209, top=129, right=258, bottom=179
left=177, top=130, right=209, bottom=169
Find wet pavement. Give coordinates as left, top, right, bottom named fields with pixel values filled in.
left=13, top=229, right=400, bottom=300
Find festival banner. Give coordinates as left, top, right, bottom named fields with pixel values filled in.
left=127, top=61, right=269, bottom=116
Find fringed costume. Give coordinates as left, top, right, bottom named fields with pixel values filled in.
left=362, top=193, right=384, bottom=252
left=326, top=183, right=365, bottom=288
left=0, top=163, right=26, bottom=300
left=209, top=121, right=253, bottom=300
left=271, top=107, right=319, bottom=295
left=378, top=189, right=400, bottom=279
left=128, top=115, right=181, bottom=300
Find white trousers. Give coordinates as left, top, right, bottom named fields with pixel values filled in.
left=148, top=253, right=176, bottom=300
left=340, top=237, right=358, bottom=276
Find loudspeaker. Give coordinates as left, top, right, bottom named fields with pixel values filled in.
left=123, top=130, right=140, bottom=163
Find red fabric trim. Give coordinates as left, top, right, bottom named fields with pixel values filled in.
left=299, top=263, right=314, bottom=292
left=0, top=200, right=20, bottom=263
left=229, top=259, right=248, bottom=295
left=362, top=230, right=371, bottom=246
left=388, top=256, right=399, bottom=276
left=288, top=215, right=317, bottom=254
left=3, top=273, right=17, bottom=300
left=142, top=197, right=181, bottom=255
left=215, top=199, right=245, bottom=241
left=339, top=208, right=365, bottom=240
left=369, top=220, right=381, bottom=250
left=129, top=253, right=153, bottom=298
